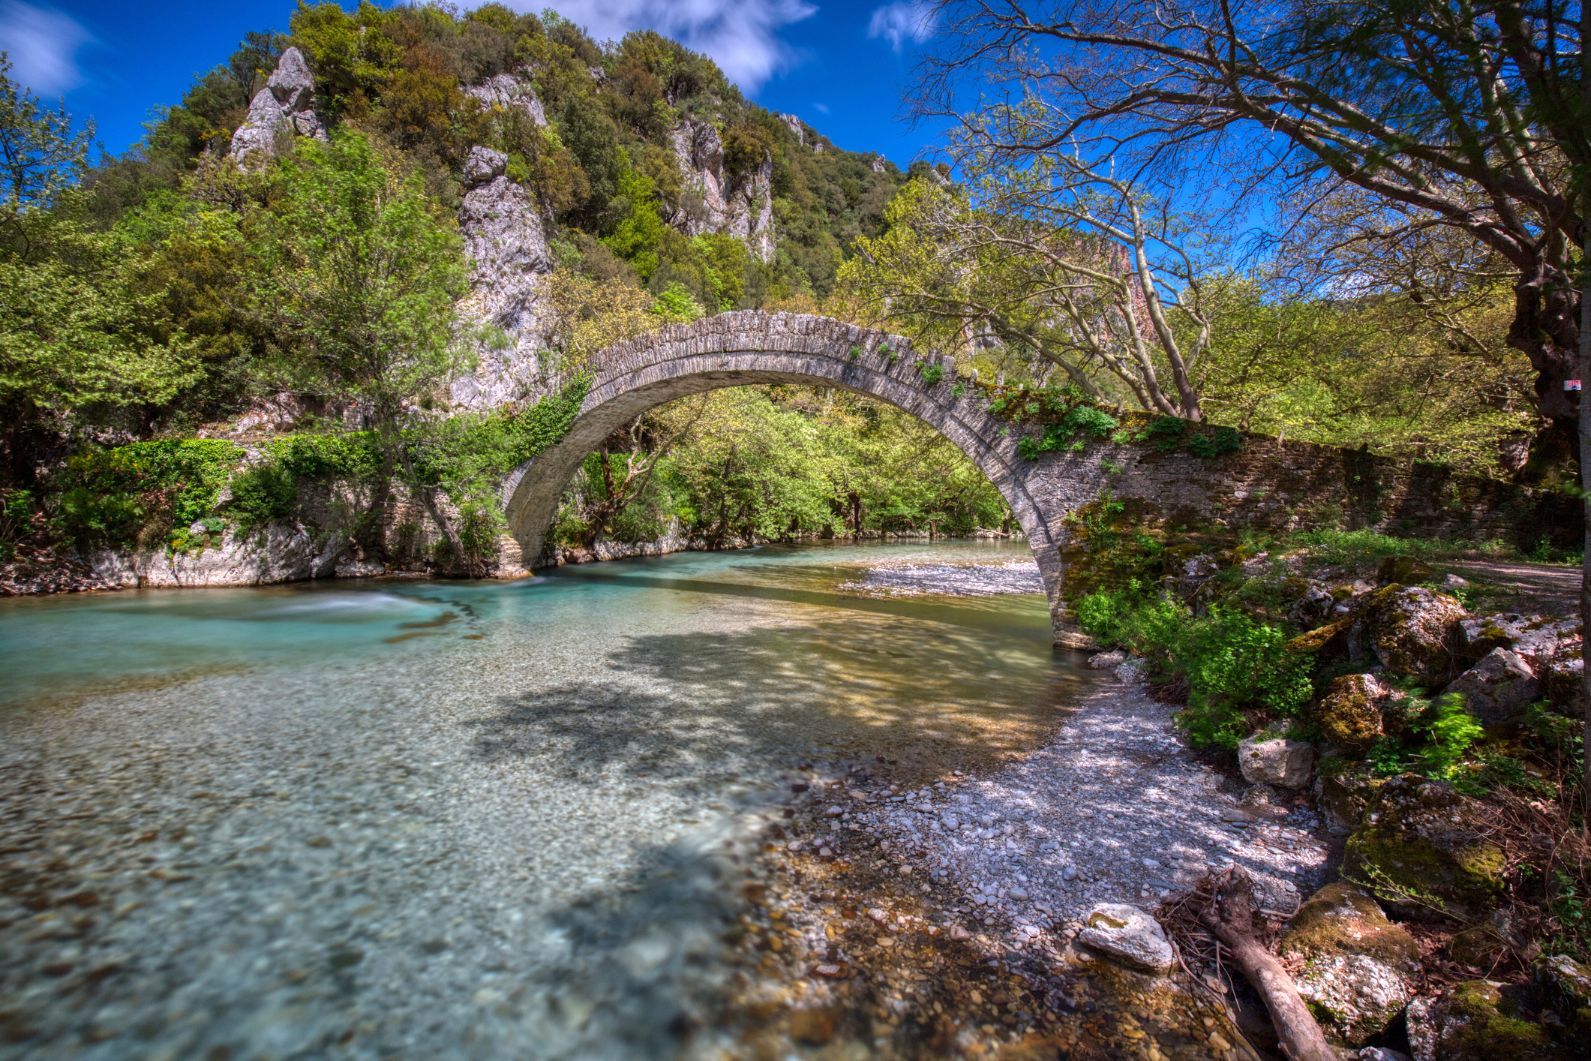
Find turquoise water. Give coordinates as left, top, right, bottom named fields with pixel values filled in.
left=0, top=542, right=1086, bottom=1058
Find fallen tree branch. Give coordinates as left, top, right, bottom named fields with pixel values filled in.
left=1161, top=867, right=1334, bottom=1061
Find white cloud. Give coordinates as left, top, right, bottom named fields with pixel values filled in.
left=524, top=1, right=816, bottom=91
left=867, top=0, right=936, bottom=51
left=0, top=1, right=89, bottom=96
left=812, top=101, right=829, bottom=114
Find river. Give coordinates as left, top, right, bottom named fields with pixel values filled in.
left=0, top=541, right=1100, bottom=1058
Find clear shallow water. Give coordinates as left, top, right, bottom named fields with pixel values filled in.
left=0, top=542, right=1089, bottom=1058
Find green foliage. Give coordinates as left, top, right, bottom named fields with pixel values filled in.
left=227, top=462, right=298, bottom=532
left=55, top=439, right=243, bottom=549
left=1083, top=590, right=1312, bottom=751
left=917, top=361, right=945, bottom=385
left=1017, top=404, right=1119, bottom=458
left=266, top=431, right=384, bottom=482
left=1410, top=692, right=1485, bottom=780
left=252, top=130, right=470, bottom=422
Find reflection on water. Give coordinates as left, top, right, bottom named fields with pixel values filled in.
left=0, top=542, right=1087, bottom=1058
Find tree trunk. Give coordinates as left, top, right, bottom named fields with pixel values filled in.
left=1202, top=873, right=1334, bottom=1061
left=1579, top=188, right=1590, bottom=820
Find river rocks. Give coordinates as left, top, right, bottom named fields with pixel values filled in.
left=1237, top=726, right=1315, bottom=789
left=666, top=116, right=775, bottom=262
left=1342, top=775, right=1504, bottom=922
left=1088, top=650, right=1125, bottom=670
left=449, top=145, right=552, bottom=409
left=1315, top=673, right=1395, bottom=751
left=1278, top=882, right=1420, bottom=1044
left=1075, top=904, right=1174, bottom=973
left=1405, top=981, right=1560, bottom=1061
left=230, top=47, right=325, bottom=167
left=1440, top=648, right=1539, bottom=727
left=1355, top=586, right=1466, bottom=684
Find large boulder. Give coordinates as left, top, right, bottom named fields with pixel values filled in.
left=1075, top=903, right=1174, bottom=973
left=1376, top=555, right=1434, bottom=585
left=1238, top=725, right=1315, bottom=789
left=1278, top=883, right=1421, bottom=1045
left=1314, top=673, right=1396, bottom=751
left=1406, top=981, right=1564, bottom=1061
left=1440, top=647, right=1539, bottom=727
left=1343, top=776, right=1504, bottom=922
left=466, top=71, right=547, bottom=127
left=1354, top=586, right=1466, bottom=684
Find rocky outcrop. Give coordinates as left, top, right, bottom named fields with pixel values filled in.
left=1238, top=725, right=1315, bottom=788
left=1278, top=882, right=1421, bottom=1045
left=778, top=112, right=806, bottom=145
left=1314, top=762, right=1381, bottom=835
left=86, top=523, right=347, bottom=589
left=449, top=146, right=552, bottom=410
left=466, top=71, right=548, bottom=127
left=1076, top=903, right=1174, bottom=973
left=666, top=117, right=775, bottom=262
left=230, top=47, right=325, bottom=167
left=1343, top=775, right=1504, bottom=922
left=1441, top=647, right=1539, bottom=727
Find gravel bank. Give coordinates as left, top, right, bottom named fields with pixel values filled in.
left=840, top=557, right=1043, bottom=597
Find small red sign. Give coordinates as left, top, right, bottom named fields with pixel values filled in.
left=1567, top=379, right=1584, bottom=392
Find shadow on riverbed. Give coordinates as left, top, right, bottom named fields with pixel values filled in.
left=469, top=610, right=1094, bottom=784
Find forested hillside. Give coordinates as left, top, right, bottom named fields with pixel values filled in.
left=0, top=1, right=1553, bottom=578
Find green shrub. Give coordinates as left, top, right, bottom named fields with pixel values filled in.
left=267, top=432, right=384, bottom=482
left=56, top=439, right=244, bottom=549
left=918, top=362, right=945, bottom=385
left=1410, top=692, right=1484, bottom=779
left=1017, top=405, right=1120, bottom=458
left=1187, top=426, right=1242, bottom=458
left=228, top=463, right=299, bottom=532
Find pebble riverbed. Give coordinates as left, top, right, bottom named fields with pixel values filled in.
left=0, top=541, right=1090, bottom=1059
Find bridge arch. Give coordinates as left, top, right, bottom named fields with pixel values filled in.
left=502, top=311, right=1069, bottom=631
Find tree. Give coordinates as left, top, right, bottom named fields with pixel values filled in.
left=252, top=130, right=469, bottom=432
left=841, top=172, right=1210, bottom=418
left=928, top=0, right=1591, bottom=809
left=0, top=59, right=198, bottom=486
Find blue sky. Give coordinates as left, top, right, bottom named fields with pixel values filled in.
left=0, top=0, right=948, bottom=165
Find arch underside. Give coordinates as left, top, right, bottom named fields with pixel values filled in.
left=502, top=330, right=1072, bottom=640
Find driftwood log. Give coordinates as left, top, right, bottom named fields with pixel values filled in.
left=1162, top=867, right=1335, bottom=1061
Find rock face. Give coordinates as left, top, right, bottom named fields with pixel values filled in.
left=449, top=146, right=552, bottom=410
left=1441, top=647, right=1540, bottom=727
left=1405, top=981, right=1561, bottom=1061
left=1238, top=726, right=1315, bottom=788
left=1315, top=673, right=1395, bottom=751
left=1342, top=775, right=1504, bottom=922
left=1355, top=585, right=1466, bottom=684
left=1075, top=903, right=1174, bottom=973
left=1313, top=763, right=1382, bottom=835
left=778, top=112, right=806, bottom=144
left=87, top=523, right=347, bottom=589
left=666, top=117, right=775, bottom=262
left=1278, top=883, right=1421, bottom=1045
left=230, top=47, right=326, bottom=167
left=466, top=71, right=548, bottom=127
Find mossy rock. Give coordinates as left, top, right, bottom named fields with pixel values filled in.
left=1313, top=673, right=1388, bottom=752
left=1446, top=922, right=1511, bottom=970
left=1287, top=616, right=1354, bottom=662
left=1313, top=761, right=1382, bottom=834
left=1355, top=584, right=1466, bottom=684
left=1534, top=954, right=1591, bottom=1037
left=1342, top=776, right=1505, bottom=922
left=1280, top=882, right=1420, bottom=1045
left=1407, top=980, right=1566, bottom=1060
left=1376, top=555, right=1435, bottom=585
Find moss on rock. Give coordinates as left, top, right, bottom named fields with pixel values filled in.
left=1342, top=776, right=1504, bottom=922
left=1407, top=980, right=1563, bottom=1060
left=1314, top=673, right=1389, bottom=751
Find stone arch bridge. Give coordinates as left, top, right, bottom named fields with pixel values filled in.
left=499, top=312, right=1529, bottom=645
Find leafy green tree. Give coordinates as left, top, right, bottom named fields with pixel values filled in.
left=0, top=60, right=198, bottom=485
left=251, top=130, right=470, bottom=433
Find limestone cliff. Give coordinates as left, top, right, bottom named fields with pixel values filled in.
left=450, top=146, right=553, bottom=410
left=665, top=117, right=775, bottom=263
